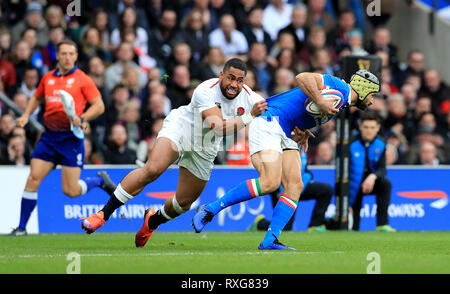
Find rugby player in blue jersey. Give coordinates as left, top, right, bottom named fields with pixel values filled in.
left=193, top=70, right=380, bottom=250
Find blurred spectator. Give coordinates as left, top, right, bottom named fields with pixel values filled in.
left=364, top=0, right=398, bottom=28
left=384, top=94, right=406, bottom=130
left=120, top=66, right=142, bottom=100
left=347, top=28, right=368, bottom=56
left=0, top=28, right=12, bottom=53
left=140, top=92, right=168, bottom=139
left=263, top=0, right=293, bottom=41
left=268, top=32, right=296, bottom=61
left=11, top=40, right=34, bottom=85
left=0, top=47, right=16, bottom=94
left=246, top=42, right=275, bottom=95
left=103, top=123, right=137, bottom=164
left=298, top=25, right=337, bottom=70
left=278, top=3, right=308, bottom=54
left=167, top=42, right=203, bottom=80
left=328, top=9, right=356, bottom=53
left=87, top=56, right=106, bottom=99
left=314, top=141, right=335, bottom=165
left=80, top=9, right=111, bottom=50
left=310, top=48, right=335, bottom=75
left=416, top=112, right=446, bottom=147
left=182, top=0, right=220, bottom=32
left=44, top=5, right=67, bottom=30
left=276, top=48, right=304, bottom=74
left=272, top=68, right=294, bottom=95
left=84, top=136, right=103, bottom=165
left=118, top=99, right=141, bottom=151
left=396, top=49, right=425, bottom=87
left=418, top=141, right=440, bottom=166
left=305, top=0, right=335, bottom=34
left=421, top=69, right=450, bottom=118
left=11, top=1, right=49, bottom=49
left=104, top=42, right=146, bottom=98
left=241, top=6, right=273, bottom=54
left=404, top=72, right=422, bottom=94
left=406, top=123, right=447, bottom=165
left=79, top=27, right=112, bottom=70
left=166, top=64, right=191, bottom=109
left=180, top=8, right=210, bottom=62
left=233, top=0, right=264, bottom=30
left=10, top=66, right=39, bottom=101
left=401, top=82, right=418, bottom=111
left=366, top=27, right=399, bottom=73
left=200, top=47, right=226, bottom=80
left=209, top=14, right=248, bottom=58
left=41, top=26, right=65, bottom=71
left=244, top=68, right=265, bottom=97
left=106, top=0, right=149, bottom=32
left=148, top=9, right=180, bottom=68
left=385, top=131, right=407, bottom=164
left=0, top=113, right=15, bottom=155
left=111, top=7, right=148, bottom=54
left=20, top=28, right=44, bottom=74
left=121, top=28, right=157, bottom=73
left=3, top=134, right=30, bottom=166
left=105, top=83, right=131, bottom=129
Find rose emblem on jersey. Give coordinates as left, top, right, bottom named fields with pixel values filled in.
left=237, top=107, right=245, bottom=116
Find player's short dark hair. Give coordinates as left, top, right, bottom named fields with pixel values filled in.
left=56, top=40, right=78, bottom=52
left=223, top=58, right=247, bottom=75
left=359, top=111, right=381, bottom=124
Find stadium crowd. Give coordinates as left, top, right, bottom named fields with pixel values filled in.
left=0, top=0, right=448, bottom=167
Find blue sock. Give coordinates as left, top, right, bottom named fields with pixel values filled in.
left=206, top=178, right=263, bottom=215
left=262, top=194, right=298, bottom=246
left=79, top=176, right=104, bottom=194
left=18, top=191, right=38, bottom=230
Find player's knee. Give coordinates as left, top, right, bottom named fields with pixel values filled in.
left=26, top=174, right=42, bottom=190
left=63, top=188, right=80, bottom=198
left=62, top=183, right=81, bottom=198
left=260, top=178, right=281, bottom=194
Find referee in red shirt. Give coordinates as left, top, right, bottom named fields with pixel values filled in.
left=9, top=40, right=116, bottom=236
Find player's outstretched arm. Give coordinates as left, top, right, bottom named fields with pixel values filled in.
left=16, top=94, right=44, bottom=128
left=296, top=72, right=338, bottom=116
left=202, top=100, right=267, bottom=136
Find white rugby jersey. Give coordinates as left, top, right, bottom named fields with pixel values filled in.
left=174, top=78, right=264, bottom=159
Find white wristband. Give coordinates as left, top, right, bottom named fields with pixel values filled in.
left=241, top=112, right=254, bottom=126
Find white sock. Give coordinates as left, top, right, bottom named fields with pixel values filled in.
left=113, top=183, right=134, bottom=204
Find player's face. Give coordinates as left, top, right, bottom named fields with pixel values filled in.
left=359, top=120, right=380, bottom=142
left=219, top=67, right=246, bottom=99
left=359, top=93, right=375, bottom=110
left=57, top=44, right=78, bottom=72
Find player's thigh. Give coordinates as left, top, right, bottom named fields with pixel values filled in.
left=144, top=137, right=180, bottom=177
left=281, top=149, right=303, bottom=201
left=174, top=166, right=208, bottom=209
left=61, top=165, right=82, bottom=195
left=251, top=150, right=283, bottom=193
left=25, top=158, right=55, bottom=191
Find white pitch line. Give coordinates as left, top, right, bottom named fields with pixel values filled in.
left=0, top=251, right=345, bottom=259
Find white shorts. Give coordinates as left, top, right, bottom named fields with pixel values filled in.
left=157, top=108, right=214, bottom=181
left=249, top=116, right=298, bottom=155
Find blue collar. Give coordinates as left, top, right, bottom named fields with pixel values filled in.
left=53, top=66, right=77, bottom=77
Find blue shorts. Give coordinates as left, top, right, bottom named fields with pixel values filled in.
left=32, top=130, right=85, bottom=168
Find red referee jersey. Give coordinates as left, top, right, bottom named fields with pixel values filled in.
left=35, top=66, right=100, bottom=132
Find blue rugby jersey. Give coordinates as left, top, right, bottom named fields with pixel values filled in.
left=260, top=74, right=352, bottom=137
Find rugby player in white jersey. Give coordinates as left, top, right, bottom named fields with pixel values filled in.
left=81, top=58, right=269, bottom=247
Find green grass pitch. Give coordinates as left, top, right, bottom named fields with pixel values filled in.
left=0, top=231, right=449, bottom=274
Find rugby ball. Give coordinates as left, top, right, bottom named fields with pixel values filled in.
left=305, top=88, right=345, bottom=117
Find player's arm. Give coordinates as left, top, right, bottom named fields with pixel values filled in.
left=202, top=100, right=267, bottom=136
left=16, top=94, right=44, bottom=128
left=72, top=96, right=105, bottom=127
left=295, top=72, right=338, bottom=115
